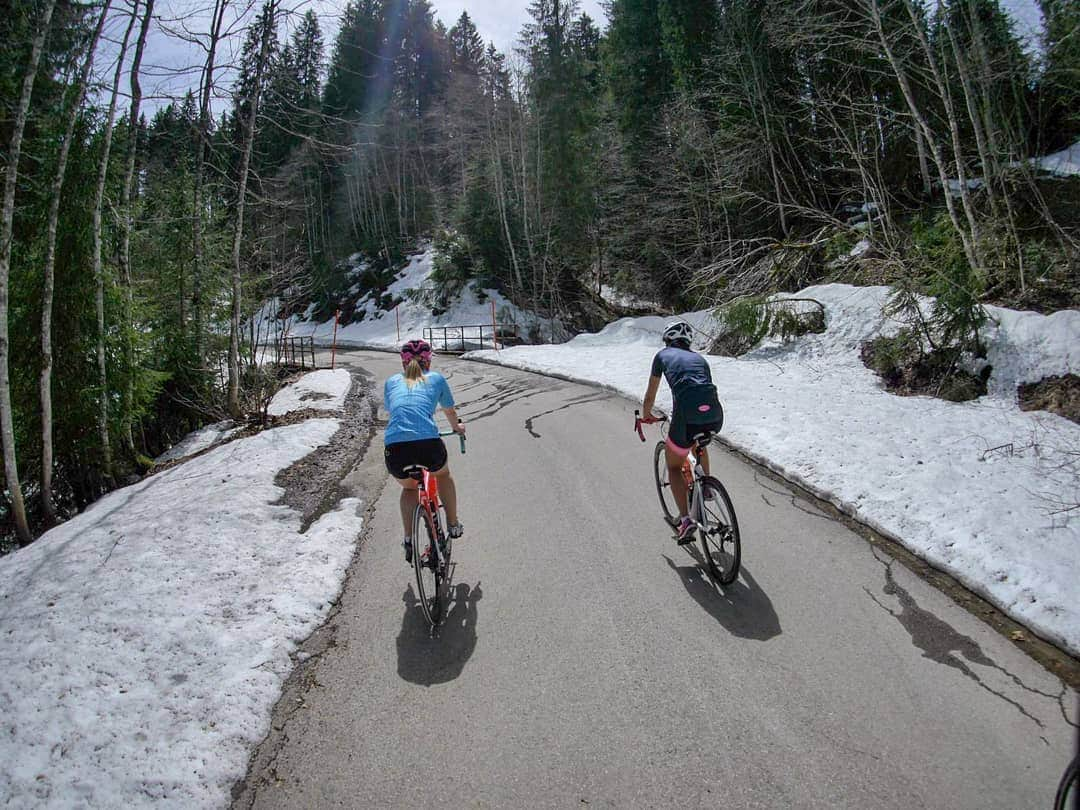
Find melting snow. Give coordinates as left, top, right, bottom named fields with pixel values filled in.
left=0, top=375, right=362, bottom=807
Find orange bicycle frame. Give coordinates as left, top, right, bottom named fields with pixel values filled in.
left=415, top=469, right=442, bottom=537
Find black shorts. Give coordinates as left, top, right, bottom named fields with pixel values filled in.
left=669, top=399, right=724, bottom=451
left=384, top=438, right=448, bottom=479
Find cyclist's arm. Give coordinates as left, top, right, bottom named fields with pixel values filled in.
left=642, top=374, right=662, bottom=419
left=435, top=374, right=464, bottom=433
left=442, top=406, right=465, bottom=434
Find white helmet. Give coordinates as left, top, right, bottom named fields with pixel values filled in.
left=662, top=320, right=693, bottom=345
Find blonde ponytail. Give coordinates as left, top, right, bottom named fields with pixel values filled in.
left=404, top=358, right=427, bottom=387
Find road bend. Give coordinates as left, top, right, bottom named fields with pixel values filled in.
left=234, top=349, right=1077, bottom=809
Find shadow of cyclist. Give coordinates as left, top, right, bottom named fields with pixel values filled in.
left=663, top=555, right=781, bottom=641
left=397, top=581, right=483, bottom=686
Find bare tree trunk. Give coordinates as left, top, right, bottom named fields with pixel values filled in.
left=193, top=0, right=229, bottom=368
left=867, top=0, right=981, bottom=276
left=914, top=126, right=933, bottom=196
left=92, top=2, right=139, bottom=488
left=39, top=0, right=113, bottom=524
left=229, top=0, right=276, bottom=419
left=486, top=91, right=523, bottom=292
left=903, top=0, right=984, bottom=274
left=118, top=0, right=156, bottom=453
left=0, top=0, right=58, bottom=544
left=941, top=5, right=999, bottom=220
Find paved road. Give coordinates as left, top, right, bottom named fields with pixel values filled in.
left=236, top=350, right=1077, bottom=809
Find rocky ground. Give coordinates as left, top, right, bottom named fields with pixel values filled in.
left=273, top=372, right=378, bottom=531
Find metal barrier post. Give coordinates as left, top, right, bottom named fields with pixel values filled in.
left=331, top=310, right=340, bottom=369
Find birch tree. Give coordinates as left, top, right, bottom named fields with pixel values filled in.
left=117, top=0, right=156, bottom=451
left=228, top=0, right=276, bottom=418
left=40, top=0, right=114, bottom=523
left=0, top=0, right=58, bottom=544
left=91, top=1, right=139, bottom=488
left=193, top=0, right=230, bottom=366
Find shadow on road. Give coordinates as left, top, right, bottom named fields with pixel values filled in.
left=664, top=554, right=781, bottom=641
left=397, top=581, right=483, bottom=685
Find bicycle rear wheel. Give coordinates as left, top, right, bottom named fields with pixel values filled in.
left=653, top=441, right=678, bottom=525
left=413, top=503, right=443, bottom=625
left=1055, top=754, right=1078, bottom=810
left=698, top=476, right=741, bottom=585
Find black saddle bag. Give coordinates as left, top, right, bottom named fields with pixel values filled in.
left=680, top=383, right=724, bottom=430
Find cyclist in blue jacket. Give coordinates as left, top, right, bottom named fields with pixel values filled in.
left=642, top=321, right=723, bottom=544
left=384, top=339, right=466, bottom=564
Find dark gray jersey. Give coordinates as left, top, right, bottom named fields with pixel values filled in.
left=650, top=346, right=713, bottom=403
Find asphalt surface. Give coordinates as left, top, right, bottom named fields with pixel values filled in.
left=234, top=350, right=1078, bottom=809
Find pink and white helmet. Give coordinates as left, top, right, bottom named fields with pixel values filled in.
left=400, top=339, right=433, bottom=370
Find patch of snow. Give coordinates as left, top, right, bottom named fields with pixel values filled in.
left=267, top=369, right=352, bottom=417
left=946, top=177, right=985, bottom=196
left=468, top=283, right=1080, bottom=654
left=0, top=420, right=361, bottom=808
left=849, top=239, right=872, bottom=258
left=155, top=420, right=242, bottom=464
left=1034, top=140, right=1080, bottom=177
left=983, top=306, right=1080, bottom=398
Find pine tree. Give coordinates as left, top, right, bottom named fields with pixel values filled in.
left=1039, top=0, right=1080, bottom=147
left=323, top=0, right=387, bottom=120
left=449, top=11, right=485, bottom=74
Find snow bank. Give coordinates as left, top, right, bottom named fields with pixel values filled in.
left=0, top=420, right=362, bottom=808
left=469, top=284, right=1080, bottom=655
left=267, top=368, right=352, bottom=416
left=983, top=305, right=1080, bottom=398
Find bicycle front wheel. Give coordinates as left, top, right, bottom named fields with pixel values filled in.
left=698, top=476, right=741, bottom=585
left=413, top=504, right=443, bottom=625
left=653, top=440, right=678, bottom=525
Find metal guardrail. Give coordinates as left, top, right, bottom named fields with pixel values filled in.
left=423, top=325, right=517, bottom=354
left=271, top=335, right=317, bottom=369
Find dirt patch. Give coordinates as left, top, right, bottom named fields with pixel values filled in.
left=1018, top=374, right=1080, bottom=425
left=273, top=374, right=377, bottom=531
left=860, top=331, right=988, bottom=402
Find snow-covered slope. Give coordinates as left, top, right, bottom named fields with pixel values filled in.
left=469, top=284, right=1080, bottom=655
left=0, top=373, right=361, bottom=808
left=261, top=244, right=568, bottom=351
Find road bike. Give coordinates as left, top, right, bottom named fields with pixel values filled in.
left=635, top=410, right=741, bottom=585
left=406, top=429, right=466, bottom=626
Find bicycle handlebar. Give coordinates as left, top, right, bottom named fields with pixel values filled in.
left=439, top=427, right=467, bottom=454
left=633, top=409, right=667, bottom=442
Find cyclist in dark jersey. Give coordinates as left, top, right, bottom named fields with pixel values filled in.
left=642, top=321, right=723, bottom=543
